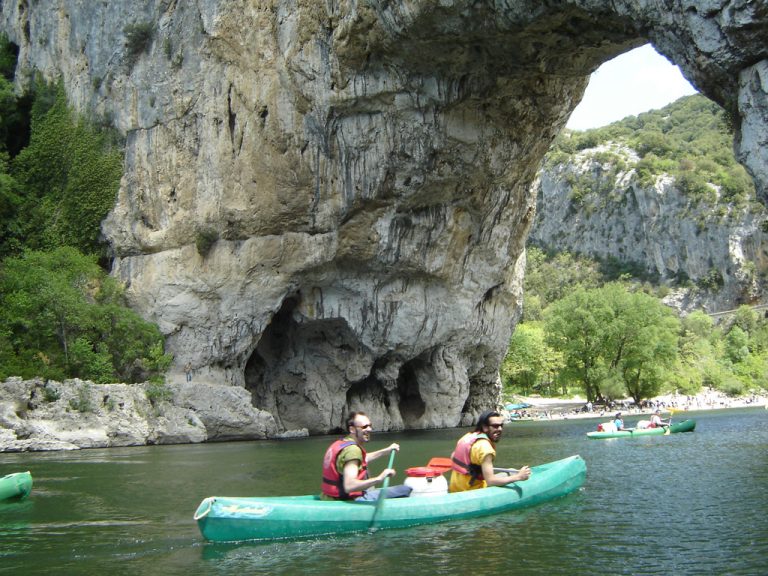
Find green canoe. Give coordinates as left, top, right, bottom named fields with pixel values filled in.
left=194, top=454, right=586, bottom=542
left=586, top=419, right=696, bottom=439
left=0, top=471, right=33, bottom=501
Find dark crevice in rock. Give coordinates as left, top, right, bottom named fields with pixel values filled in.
left=397, top=359, right=426, bottom=427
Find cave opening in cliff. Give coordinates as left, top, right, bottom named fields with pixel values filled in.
left=245, top=293, right=379, bottom=433
left=396, top=360, right=426, bottom=427
left=243, top=296, right=299, bottom=414
left=345, top=375, right=390, bottom=414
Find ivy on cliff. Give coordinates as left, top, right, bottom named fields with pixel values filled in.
left=10, top=79, right=123, bottom=257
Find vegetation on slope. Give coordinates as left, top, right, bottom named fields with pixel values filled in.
left=0, top=34, right=171, bottom=384
left=546, top=94, right=755, bottom=211
left=505, top=95, right=768, bottom=404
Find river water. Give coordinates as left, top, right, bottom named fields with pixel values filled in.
left=1, top=407, right=766, bottom=575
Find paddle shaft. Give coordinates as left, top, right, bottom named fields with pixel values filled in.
left=380, top=448, right=396, bottom=493
left=369, top=449, right=396, bottom=530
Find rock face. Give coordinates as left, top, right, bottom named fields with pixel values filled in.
left=0, top=378, right=280, bottom=452
left=1, top=1, right=766, bottom=434
left=531, top=144, right=768, bottom=313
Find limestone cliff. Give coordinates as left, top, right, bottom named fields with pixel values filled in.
left=531, top=142, right=768, bottom=313
left=1, top=1, right=766, bottom=434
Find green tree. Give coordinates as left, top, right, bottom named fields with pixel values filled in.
left=544, top=286, right=613, bottom=402
left=545, top=283, right=679, bottom=402
left=607, top=288, right=680, bottom=403
left=500, top=322, right=563, bottom=395
left=724, top=326, right=750, bottom=363
left=0, top=247, right=169, bottom=382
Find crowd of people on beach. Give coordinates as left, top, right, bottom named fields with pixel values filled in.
left=506, top=390, right=767, bottom=421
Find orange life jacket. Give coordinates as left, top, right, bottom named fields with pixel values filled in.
left=450, top=432, right=491, bottom=485
left=321, top=438, right=368, bottom=499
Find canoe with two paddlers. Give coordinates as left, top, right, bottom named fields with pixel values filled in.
left=586, top=419, right=696, bottom=439
left=194, top=454, right=586, bottom=542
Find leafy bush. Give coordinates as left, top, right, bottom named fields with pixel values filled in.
left=69, top=382, right=93, bottom=413
left=145, top=381, right=173, bottom=405
left=196, top=227, right=219, bottom=257
left=0, top=247, right=170, bottom=383
left=124, top=22, right=154, bottom=67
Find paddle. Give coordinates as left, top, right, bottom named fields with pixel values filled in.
left=369, top=448, right=396, bottom=531
left=664, top=408, right=680, bottom=435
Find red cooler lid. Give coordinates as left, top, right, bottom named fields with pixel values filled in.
left=405, top=466, right=442, bottom=478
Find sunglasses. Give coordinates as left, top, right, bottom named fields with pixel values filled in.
left=355, top=423, right=372, bottom=430
left=488, top=423, right=504, bottom=429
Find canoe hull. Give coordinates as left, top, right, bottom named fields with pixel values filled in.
left=586, top=419, right=696, bottom=439
left=195, top=454, right=586, bottom=542
left=0, top=471, right=33, bottom=501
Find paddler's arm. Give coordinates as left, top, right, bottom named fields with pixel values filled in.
left=480, top=455, right=531, bottom=487
left=365, top=442, right=400, bottom=462
left=342, top=459, right=395, bottom=494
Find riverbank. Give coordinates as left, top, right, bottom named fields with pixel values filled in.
left=507, top=390, right=768, bottom=421
left=0, top=377, right=295, bottom=452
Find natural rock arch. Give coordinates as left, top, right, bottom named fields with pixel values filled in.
left=1, top=1, right=765, bottom=433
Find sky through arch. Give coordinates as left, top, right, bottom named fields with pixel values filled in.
left=566, top=44, right=698, bottom=131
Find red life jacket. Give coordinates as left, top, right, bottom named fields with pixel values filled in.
left=450, top=432, right=491, bottom=485
left=321, top=438, right=368, bottom=499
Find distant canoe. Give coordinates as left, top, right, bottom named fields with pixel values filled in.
left=505, top=403, right=532, bottom=411
left=586, top=419, right=696, bottom=439
left=194, top=455, right=586, bottom=542
left=0, top=471, right=33, bottom=501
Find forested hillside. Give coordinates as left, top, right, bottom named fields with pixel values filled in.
left=504, top=95, right=768, bottom=403
left=531, top=94, right=768, bottom=315
left=547, top=95, right=754, bottom=208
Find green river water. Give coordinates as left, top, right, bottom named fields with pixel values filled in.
left=1, top=407, right=766, bottom=575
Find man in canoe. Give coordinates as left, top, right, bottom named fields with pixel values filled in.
left=321, top=411, right=411, bottom=501
left=648, top=409, right=670, bottom=428
left=614, top=412, right=625, bottom=431
left=448, top=410, right=531, bottom=493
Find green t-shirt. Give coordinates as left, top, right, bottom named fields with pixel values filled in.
left=336, top=440, right=364, bottom=474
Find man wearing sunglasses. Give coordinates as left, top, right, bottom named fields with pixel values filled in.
left=449, top=410, right=531, bottom=492
left=321, top=411, right=409, bottom=500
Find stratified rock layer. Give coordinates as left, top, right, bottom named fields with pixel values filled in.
left=1, top=1, right=766, bottom=433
